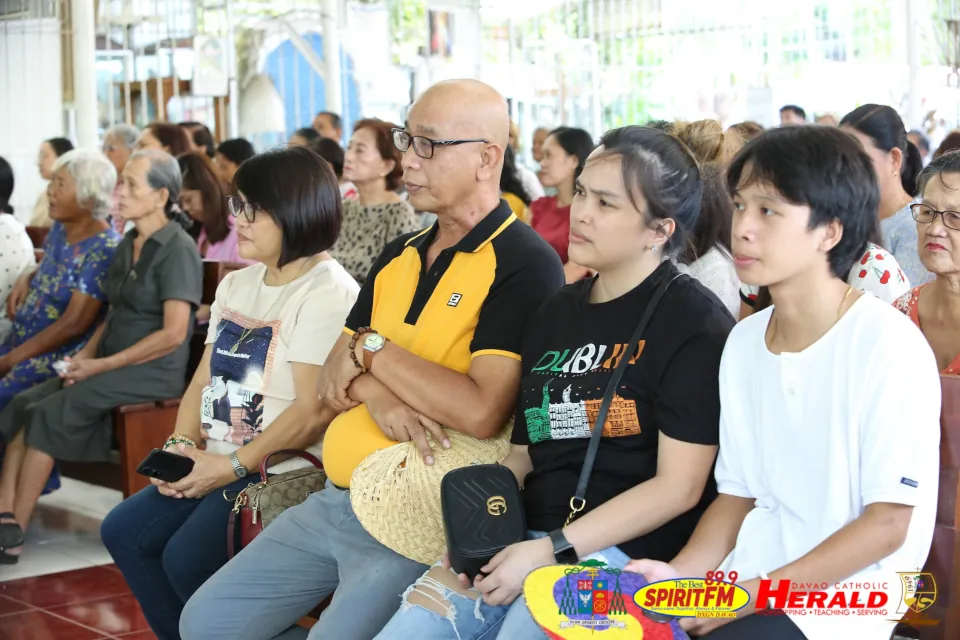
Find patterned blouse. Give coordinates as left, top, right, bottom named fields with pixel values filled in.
left=8, top=222, right=120, bottom=371
left=893, top=283, right=960, bottom=374
left=741, top=242, right=911, bottom=308
left=328, top=199, right=423, bottom=283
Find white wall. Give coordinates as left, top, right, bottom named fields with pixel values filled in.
left=0, top=17, right=64, bottom=224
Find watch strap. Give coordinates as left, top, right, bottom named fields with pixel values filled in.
left=549, top=528, right=577, bottom=564
left=362, top=335, right=388, bottom=371
left=229, top=451, right=246, bottom=478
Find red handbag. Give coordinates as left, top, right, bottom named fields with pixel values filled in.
left=226, top=449, right=326, bottom=558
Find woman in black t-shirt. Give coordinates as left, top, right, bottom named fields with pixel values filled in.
left=374, top=126, right=735, bottom=640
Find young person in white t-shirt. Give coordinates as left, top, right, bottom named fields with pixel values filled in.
left=101, top=146, right=360, bottom=640
left=627, top=126, right=940, bottom=640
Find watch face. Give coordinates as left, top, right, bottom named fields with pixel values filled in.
left=364, top=333, right=386, bottom=351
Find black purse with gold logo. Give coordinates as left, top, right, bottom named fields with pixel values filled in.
left=441, top=463, right=525, bottom=579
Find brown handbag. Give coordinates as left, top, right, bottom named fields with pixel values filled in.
left=226, top=449, right=326, bottom=558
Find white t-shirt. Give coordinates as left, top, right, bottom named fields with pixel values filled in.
left=715, top=294, right=939, bottom=639
left=675, top=245, right=740, bottom=319
left=202, top=259, right=360, bottom=473
left=0, top=215, right=37, bottom=342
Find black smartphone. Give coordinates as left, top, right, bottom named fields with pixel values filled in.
left=136, top=448, right=195, bottom=483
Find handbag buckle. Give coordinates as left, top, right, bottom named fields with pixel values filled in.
left=565, top=497, right=586, bottom=527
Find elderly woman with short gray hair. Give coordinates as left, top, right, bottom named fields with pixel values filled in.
left=0, top=150, right=202, bottom=563
left=0, top=149, right=122, bottom=562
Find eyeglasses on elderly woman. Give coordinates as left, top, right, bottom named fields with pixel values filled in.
left=911, top=203, right=960, bottom=231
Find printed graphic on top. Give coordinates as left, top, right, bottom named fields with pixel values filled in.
left=523, top=340, right=645, bottom=444
left=201, top=310, right=279, bottom=446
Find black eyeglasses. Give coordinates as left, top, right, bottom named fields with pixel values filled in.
left=391, top=128, right=488, bottom=160
left=226, top=195, right=257, bottom=223
left=910, top=203, right=960, bottom=231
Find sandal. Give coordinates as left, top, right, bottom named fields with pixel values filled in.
left=0, top=547, right=19, bottom=564
left=0, top=512, right=24, bottom=548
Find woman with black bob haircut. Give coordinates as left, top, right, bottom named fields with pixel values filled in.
left=374, top=125, right=734, bottom=640
left=737, top=126, right=911, bottom=318
left=841, top=104, right=931, bottom=286
left=101, top=146, right=359, bottom=640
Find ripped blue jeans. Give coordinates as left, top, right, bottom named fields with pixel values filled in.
left=372, top=531, right=631, bottom=640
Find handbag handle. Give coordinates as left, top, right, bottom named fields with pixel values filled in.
left=257, top=449, right=323, bottom=483
left=565, top=273, right=685, bottom=526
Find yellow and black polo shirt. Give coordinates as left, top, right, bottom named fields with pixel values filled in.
left=323, top=199, right=565, bottom=487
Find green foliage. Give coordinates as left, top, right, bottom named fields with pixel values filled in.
left=390, top=0, right=427, bottom=66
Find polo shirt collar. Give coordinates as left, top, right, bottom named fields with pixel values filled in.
left=133, top=218, right=180, bottom=246
left=408, top=199, right=514, bottom=254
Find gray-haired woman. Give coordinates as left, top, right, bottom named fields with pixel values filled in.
left=0, top=150, right=202, bottom=562
left=0, top=149, right=122, bottom=562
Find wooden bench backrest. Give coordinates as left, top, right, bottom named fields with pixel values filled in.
left=202, top=260, right=247, bottom=305
left=25, top=226, right=48, bottom=249
left=919, top=374, right=960, bottom=638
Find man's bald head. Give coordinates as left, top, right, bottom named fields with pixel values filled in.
left=400, top=80, right=508, bottom=217
left=409, top=80, right=510, bottom=148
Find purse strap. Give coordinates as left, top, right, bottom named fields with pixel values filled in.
left=257, top=449, right=323, bottom=483
left=565, top=272, right=684, bottom=526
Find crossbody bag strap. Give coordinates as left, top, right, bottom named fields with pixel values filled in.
left=565, top=273, right=685, bottom=526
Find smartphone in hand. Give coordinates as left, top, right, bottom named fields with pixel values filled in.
left=136, top=448, right=195, bottom=483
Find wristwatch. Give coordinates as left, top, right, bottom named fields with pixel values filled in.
left=549, top=528, right=578, bottom=564
left=229, top=451, right=248, bottom=479
left=361, top=332, right=388, bottom=371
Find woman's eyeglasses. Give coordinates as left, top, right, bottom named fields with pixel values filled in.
left=910, top=203, right=960, bottom=231
left=226, top=195, right=257, bottom=223
left=391, top=128, right=488, bottom=160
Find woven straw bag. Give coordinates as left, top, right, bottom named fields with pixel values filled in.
left=350, top=419, right=514, bottom=565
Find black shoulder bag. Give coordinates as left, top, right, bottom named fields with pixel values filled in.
left=441, top=273, right=684, bottom=579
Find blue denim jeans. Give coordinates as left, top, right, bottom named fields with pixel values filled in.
left=373, top=532, right=632, bottom=640
left=179, top=480, right=431, bottom=640
left=101, top=476, right=257, bottom=640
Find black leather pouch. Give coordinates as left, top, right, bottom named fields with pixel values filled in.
left=441, top=464, right=526, bottom=580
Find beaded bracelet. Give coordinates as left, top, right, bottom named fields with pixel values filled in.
left=349, top=327, right=376, bottom=371
left=164, top=433, right=197, bottom=450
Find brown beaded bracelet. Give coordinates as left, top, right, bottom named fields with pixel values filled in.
left=349, top=327, right=376, bottom=371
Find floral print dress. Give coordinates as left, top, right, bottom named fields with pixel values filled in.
left=0, top=222, right=119, bottom=409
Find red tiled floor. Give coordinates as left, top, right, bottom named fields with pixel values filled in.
left=0, top=594, right=33, bottom=616
left=0, top=609, right=107, bottom=639
left=0, top=566, right=131, bottom=609
left=48, top=594, right=149, bottom=637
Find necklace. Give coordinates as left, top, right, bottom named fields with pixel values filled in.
left=769, top=284, right=853, bottom=349
left=229, top=257, right=317, bottom=354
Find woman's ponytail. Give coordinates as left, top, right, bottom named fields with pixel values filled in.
left=901, top=141, right=923, bottom=197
